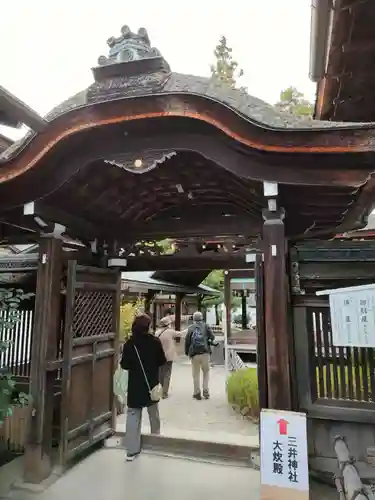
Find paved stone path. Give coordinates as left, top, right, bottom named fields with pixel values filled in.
left=117, top=356, right=259, bottom=447
left=27, top=450, right=337, bottom=500
left=36, top=449, right=261, bottom=500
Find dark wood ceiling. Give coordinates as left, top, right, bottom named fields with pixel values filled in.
left=315, top=0, right=375, bottom=121
left=24, top=151, right=266, bottom=242
left=0, top=148, right=368, bottom=245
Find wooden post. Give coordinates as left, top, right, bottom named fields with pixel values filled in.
left=197, top=294, right=202, bottom=312
left=241, top=291, right=247, bottom=329
left=144, top=290, right=154, bottom=315
left=24, top=236, right=63, bottom=483
left=262, top=182, right=292, bottom=410
left=175, top=292, right=184, bottom=331
left=151, top=301, right=157, bottom=333
left=255, top=253, right=268, bottom=412
left=263, top=211, right=291, bottom=410
left=224, top=271, right=231, bottom=342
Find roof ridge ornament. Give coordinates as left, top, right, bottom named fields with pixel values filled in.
left=92, top=25, right=170, bottom=82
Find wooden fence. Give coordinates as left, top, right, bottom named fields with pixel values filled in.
left=0, top=308, right=33, bottom=377
left=307, top=305, right=375, bottom=403
left=0, top=306, right=34, bottom=458
left=291, top=240, right=375, bottom=479
left=0, top=406, right=31, bottom=456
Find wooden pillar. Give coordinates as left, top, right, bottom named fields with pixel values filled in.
left=262, top=181, right=292, bottom=411
left=151, top=301, right=157, bottom=333
left=224, top=271, right=231, bottom=341
left=24, top=236, right=63, bottom=483
left=197, top=294, right=202, bottom=312
left=175, top=292, right=184, bottom=331
left=144, top=290, right=154, bottom=315
left=241, top=291, right=247, bottom=329
left=255, top=253, right=268, bottom=412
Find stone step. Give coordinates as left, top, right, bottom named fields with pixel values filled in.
left=106, top=432, right=260, bottom=469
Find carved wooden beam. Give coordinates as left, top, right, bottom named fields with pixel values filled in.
left=124, top=254, right=255, bottom=272
left=22, top=201, right=97, bottom=242
left=124, top=214, right=260, bottom=240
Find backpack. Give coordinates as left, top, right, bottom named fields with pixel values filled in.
left=190, top=324, right=208, bottom=356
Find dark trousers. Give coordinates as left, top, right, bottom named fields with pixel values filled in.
left=159, top=361, right=173, bottom=396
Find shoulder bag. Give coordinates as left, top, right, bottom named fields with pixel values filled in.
left=134, top=345, right=163, bottom=402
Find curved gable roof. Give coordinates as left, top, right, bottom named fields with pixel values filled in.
left=1, top=24, right=375, bottom=241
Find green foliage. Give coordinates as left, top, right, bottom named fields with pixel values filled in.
left=275, top=86, right=314, bottom=118
left=202, top=270, right=240, bottom=307
left=0, top=288, right=33, bottom=424
left=227, top=368, right=259, bottom=421
left=157, top=239, right=175, bottom=255
left=203, top=270, right=224, bottom=293
left=201, top=270, right=242, bottom=324
left=119, top=297, right=144, bottom=341
left=201, top=270, right=224, bottom=324
left=210, top=36, right=246, bottom=91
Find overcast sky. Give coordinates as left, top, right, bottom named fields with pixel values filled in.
left=1, top=0, right=315, bottom=137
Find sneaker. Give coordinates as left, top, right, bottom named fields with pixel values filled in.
left=162, top=393, right=169, bottom=399
left=126, top=453, right=140, bottom=462
left=193, top=392, right=202, bottom=400
left=203, top=390, right=210, bottom=400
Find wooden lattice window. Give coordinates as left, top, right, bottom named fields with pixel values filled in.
left=71, top=291, right=113, bottom=338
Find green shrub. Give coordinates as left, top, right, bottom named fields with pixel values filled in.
left=226, top=368, right=259, bottom=421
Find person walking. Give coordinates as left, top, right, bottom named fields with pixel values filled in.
left=120, top=313, right=166, bottom=461
left=156, top=316, right=179, bottom=398
left=184, top=311, right=217, bottom=400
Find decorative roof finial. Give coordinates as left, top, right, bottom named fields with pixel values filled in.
left=90, top=24, right=171, bottom=92
left=97, top=25, right=161, bottom=67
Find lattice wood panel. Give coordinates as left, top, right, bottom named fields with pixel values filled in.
left=72, top=291, right=113, bottom=337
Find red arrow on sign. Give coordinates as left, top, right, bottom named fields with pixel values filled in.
left=277, top=418, right=289, bottom=436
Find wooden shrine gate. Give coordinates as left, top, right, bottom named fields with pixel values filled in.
left=24, top=238, right=121, bottom=482
left=290, top=240, right=375, bottom=478
left=59, top=261, right=121, bottom=464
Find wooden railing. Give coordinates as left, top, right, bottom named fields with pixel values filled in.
left=227, top=349, right=245, bottom=371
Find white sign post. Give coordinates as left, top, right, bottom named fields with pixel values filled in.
left=260, top=409, right=309, bottom=500
left=316, top=283, right=375, bottom=347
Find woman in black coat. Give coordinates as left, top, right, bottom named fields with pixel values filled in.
left=120, top=313, right=166, bottom=461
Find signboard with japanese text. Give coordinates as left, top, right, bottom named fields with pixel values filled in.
left=316, top=283, right=375, bottom=347
left=260, top=409, right=309, bottom=500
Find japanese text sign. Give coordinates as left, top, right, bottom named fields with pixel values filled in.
left=317, top=283, right=375, bottom=347
left=260, top=409, right=309, bottom=500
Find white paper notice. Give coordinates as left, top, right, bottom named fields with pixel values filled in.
left=328, top=285, right=375, bottom=347
left=260, top=409, right=309, bottom=494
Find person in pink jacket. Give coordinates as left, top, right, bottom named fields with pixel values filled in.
left=156, top=316, right=180, bottom=398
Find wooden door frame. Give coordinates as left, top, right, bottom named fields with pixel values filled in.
left=59, top=261, right=121, bottom=465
